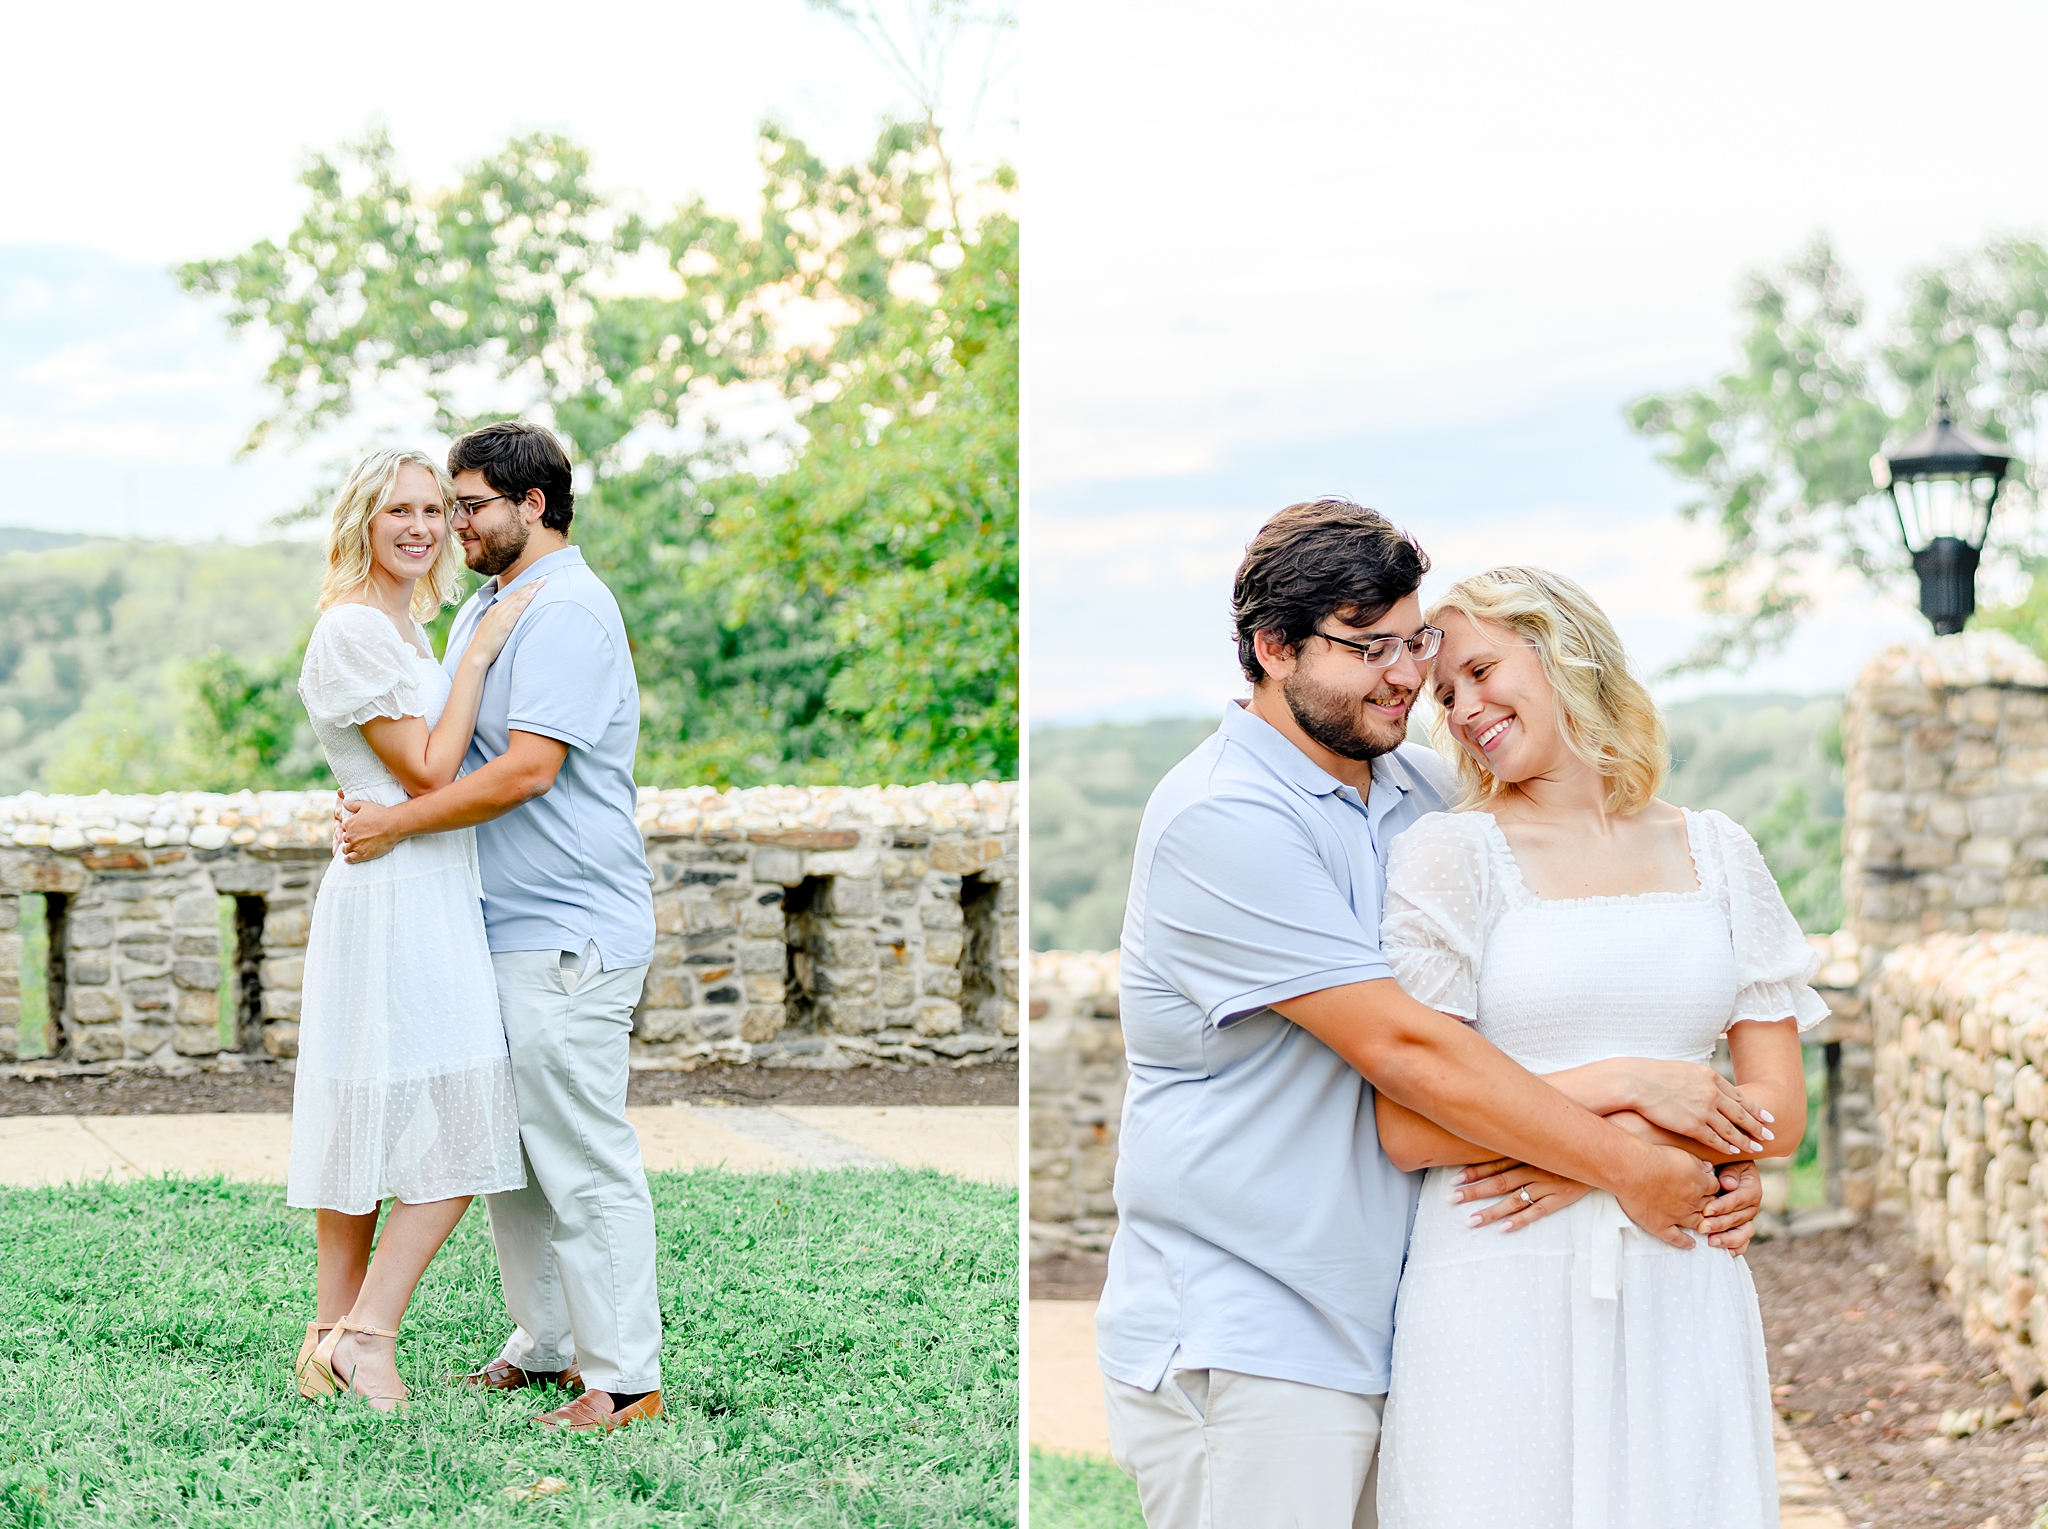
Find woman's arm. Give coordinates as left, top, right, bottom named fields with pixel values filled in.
left=357, top=584, right=542, bottom=797
left=1601, top=1021, right=1806, bottom=1164
left=1377, top=1049, right=1775, bottom=1171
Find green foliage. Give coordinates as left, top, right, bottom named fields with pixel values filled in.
left=1661, top=693, right=1845, bottom=933
left=0, top=540, right=322, bottom=795
left=1030, top=1448, right=1143, bottom=1529
left=180, top=121, right=1018, bottom=788
left=1028, top=718, right=1223, bottom=951
left=181, top=638, right=326, bottom=791
left=1628, top=233, right=2048, bottom=673
left=0, top=1170, right=1016, bottom=1526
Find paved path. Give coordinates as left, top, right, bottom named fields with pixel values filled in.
left=0, top=1105, right=1016, bottom=1187
left=1029, top=1298, right=1850, bottom=1528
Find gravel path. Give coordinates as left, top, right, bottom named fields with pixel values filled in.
left=1750, top=1222, right=2047, bottom=1529
left=0, top=1059, right=1017, bottom=1115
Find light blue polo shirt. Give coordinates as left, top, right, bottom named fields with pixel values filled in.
left=442, top=545, right=655, bottom=971
left=1097, top=699, right=1450, bottom=1397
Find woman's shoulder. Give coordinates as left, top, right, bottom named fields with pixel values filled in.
left=1386, top=808, right=1496, bottom=876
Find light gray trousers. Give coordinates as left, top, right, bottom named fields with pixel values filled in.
left=484, top=946, right=661, bottom=1394
left=1104, top=1367, right=1384, bottom=1529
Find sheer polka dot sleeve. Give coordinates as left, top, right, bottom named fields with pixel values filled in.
left=1382, top=811, right=1493, bottom=1022
left=1702, top=809, right=1830, bottom=1031
left=297, top=605, right=425, bottom=727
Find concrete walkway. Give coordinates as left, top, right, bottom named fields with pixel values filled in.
left=1029, top=1298, right=1850, bottom=1529
left=0, top=1104, right=1017, bottom=1187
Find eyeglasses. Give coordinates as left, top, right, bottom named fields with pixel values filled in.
left=450, top=494, right=511, bottom=520
left=1315, top=625, right=1444, bottom=667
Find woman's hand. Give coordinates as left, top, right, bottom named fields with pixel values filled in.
left=1623, top=1058, right=1772, bottom=1158
left=1452, top=1157, right=1593, bottom=1232
left=464, top=580, right=545, bottom=667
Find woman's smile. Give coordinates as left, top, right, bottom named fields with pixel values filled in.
left=1472, top=714, right=1514, bottom=752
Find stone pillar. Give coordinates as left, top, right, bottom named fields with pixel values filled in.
left=1844, top=631, right=2048, bottom=1222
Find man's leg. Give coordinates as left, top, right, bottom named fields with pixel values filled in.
left=484, top=951, right=577, bottom=1376
left=491, top=946, right=661, bottom=1396
left=1106, top=1367, right=1384, bottom=1529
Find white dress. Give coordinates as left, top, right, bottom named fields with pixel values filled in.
left=286, top=604, right=525, bottom=1214
left=1375, top=807, right=1828, bottom=1529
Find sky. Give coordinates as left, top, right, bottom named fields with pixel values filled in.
left=0, top=0, right=1014, bottom=541
left=1025, top=0, right=2048, bottom=721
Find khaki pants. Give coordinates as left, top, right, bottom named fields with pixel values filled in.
left=484, top=946, right=660, bottom=1394
left=1104, top=1366, right=1384, bottom=1529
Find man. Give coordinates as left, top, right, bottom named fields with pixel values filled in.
left=338, top=421, right=662, bottom=1433
left=1098, top=499, right=1760, bottom=1526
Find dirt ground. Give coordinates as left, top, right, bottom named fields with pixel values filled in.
left=0, top=1059, right=1017, bottom=1115
left=1031, top=1225, right=2048, bottom=1529
left=1750, top=1222, right=2047, bottom=1529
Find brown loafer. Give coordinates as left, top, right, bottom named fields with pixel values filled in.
left=533, top=1389, right=663, bottom=1433
left=460, top=1357, right=584, bottom=1394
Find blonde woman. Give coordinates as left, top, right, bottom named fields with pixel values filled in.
left=1372, top=567, right=1824, bottom=1529
left=288, top=449, right=542, bottom=1411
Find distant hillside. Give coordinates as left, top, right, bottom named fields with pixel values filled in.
left=0, top=528, right=88, bottom=554
left=0, top=538, right=322, bottom=794
left=1029, top=694, right=1844, bottom=951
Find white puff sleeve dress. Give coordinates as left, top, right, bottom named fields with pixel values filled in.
left=1374, top=807, right=1828, bottom=1529
left=286, top=604, right=525, bottom=1214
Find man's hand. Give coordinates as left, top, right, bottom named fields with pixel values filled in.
left=1613, top=1132, right=1720, bottom=1249
left=1704, top=1161, right=1764, bottom=1255
left=338, top=800, right=405, bottom=863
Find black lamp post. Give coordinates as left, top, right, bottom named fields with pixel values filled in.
left=1872, top=396, right=2015, bottom=635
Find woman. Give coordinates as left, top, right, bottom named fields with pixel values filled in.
left=288, top=448, right=541, bottom=1411
left=1372, top=566, right=1824, bottom=1529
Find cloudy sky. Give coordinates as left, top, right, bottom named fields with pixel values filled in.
left=1026, top=0, right=2048, bottom=720
left=1, top=0, right=1013, bottom=541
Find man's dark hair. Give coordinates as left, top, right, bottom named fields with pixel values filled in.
left=1232, top=498, right=1429, bottom=682
left=448, top=421, right=575, bottom=533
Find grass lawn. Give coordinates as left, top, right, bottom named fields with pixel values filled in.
left=0, top=1168, right=1016, bottom=1526
left=1028, top=1450, right=1139, bottom=1529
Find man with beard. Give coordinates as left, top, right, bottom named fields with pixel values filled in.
left=336, top=421, right=662, bottom=1433
left=1097, top=499, right=1758, bottom=1526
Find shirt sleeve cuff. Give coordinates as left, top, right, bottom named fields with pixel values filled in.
left=506, top=716, right=595, bottom=752
left=1209, top=962, right=1395, bottom=1027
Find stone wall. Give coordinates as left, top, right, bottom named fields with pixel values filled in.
left=1027, top=949, right=1122, bottom=1256
left=1872, top=933, right=2048, bottom=1398
left=1839, top=631, right=2048, bottom=1222
left=0, top=781, right=1017, bottom=1072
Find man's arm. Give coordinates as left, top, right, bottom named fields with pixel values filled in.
left=1277, top=980, right=1719, bottom=1247
left=338, top=731, right=569, bottom=862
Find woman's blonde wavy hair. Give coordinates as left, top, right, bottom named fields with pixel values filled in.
left=1425, top=565, right=1668, bottom=816
left=317, top=449, right=464, bottom=622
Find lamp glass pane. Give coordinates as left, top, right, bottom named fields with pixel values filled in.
left=1893, top=472, right=1998, bottom=549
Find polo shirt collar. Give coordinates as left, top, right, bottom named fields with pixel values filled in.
left=1220, top=700, right=1415, bottom=817
left=485, top=545, right=585, bottom=601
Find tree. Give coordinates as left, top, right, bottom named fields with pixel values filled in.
left=1627, top=234, right=2048, bottom=674
left=179, top=120, right=1017, bottom=786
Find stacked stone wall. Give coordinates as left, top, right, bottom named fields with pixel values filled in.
left=1028, top=949, right=1123, bottom=1255
left=1872, top=933, right=2048, bottom=1398
left=0, top=781, right=1016, bottom=1072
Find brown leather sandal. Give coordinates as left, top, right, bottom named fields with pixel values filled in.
left=296, top=1321, right=339, bottom=1399
left=309, top=1318, right=406, bottom=1409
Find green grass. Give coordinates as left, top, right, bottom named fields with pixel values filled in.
left=1028, top=1449, right=1140, bottom=1529
left=0, top=1169, right=1017, bottom=1526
